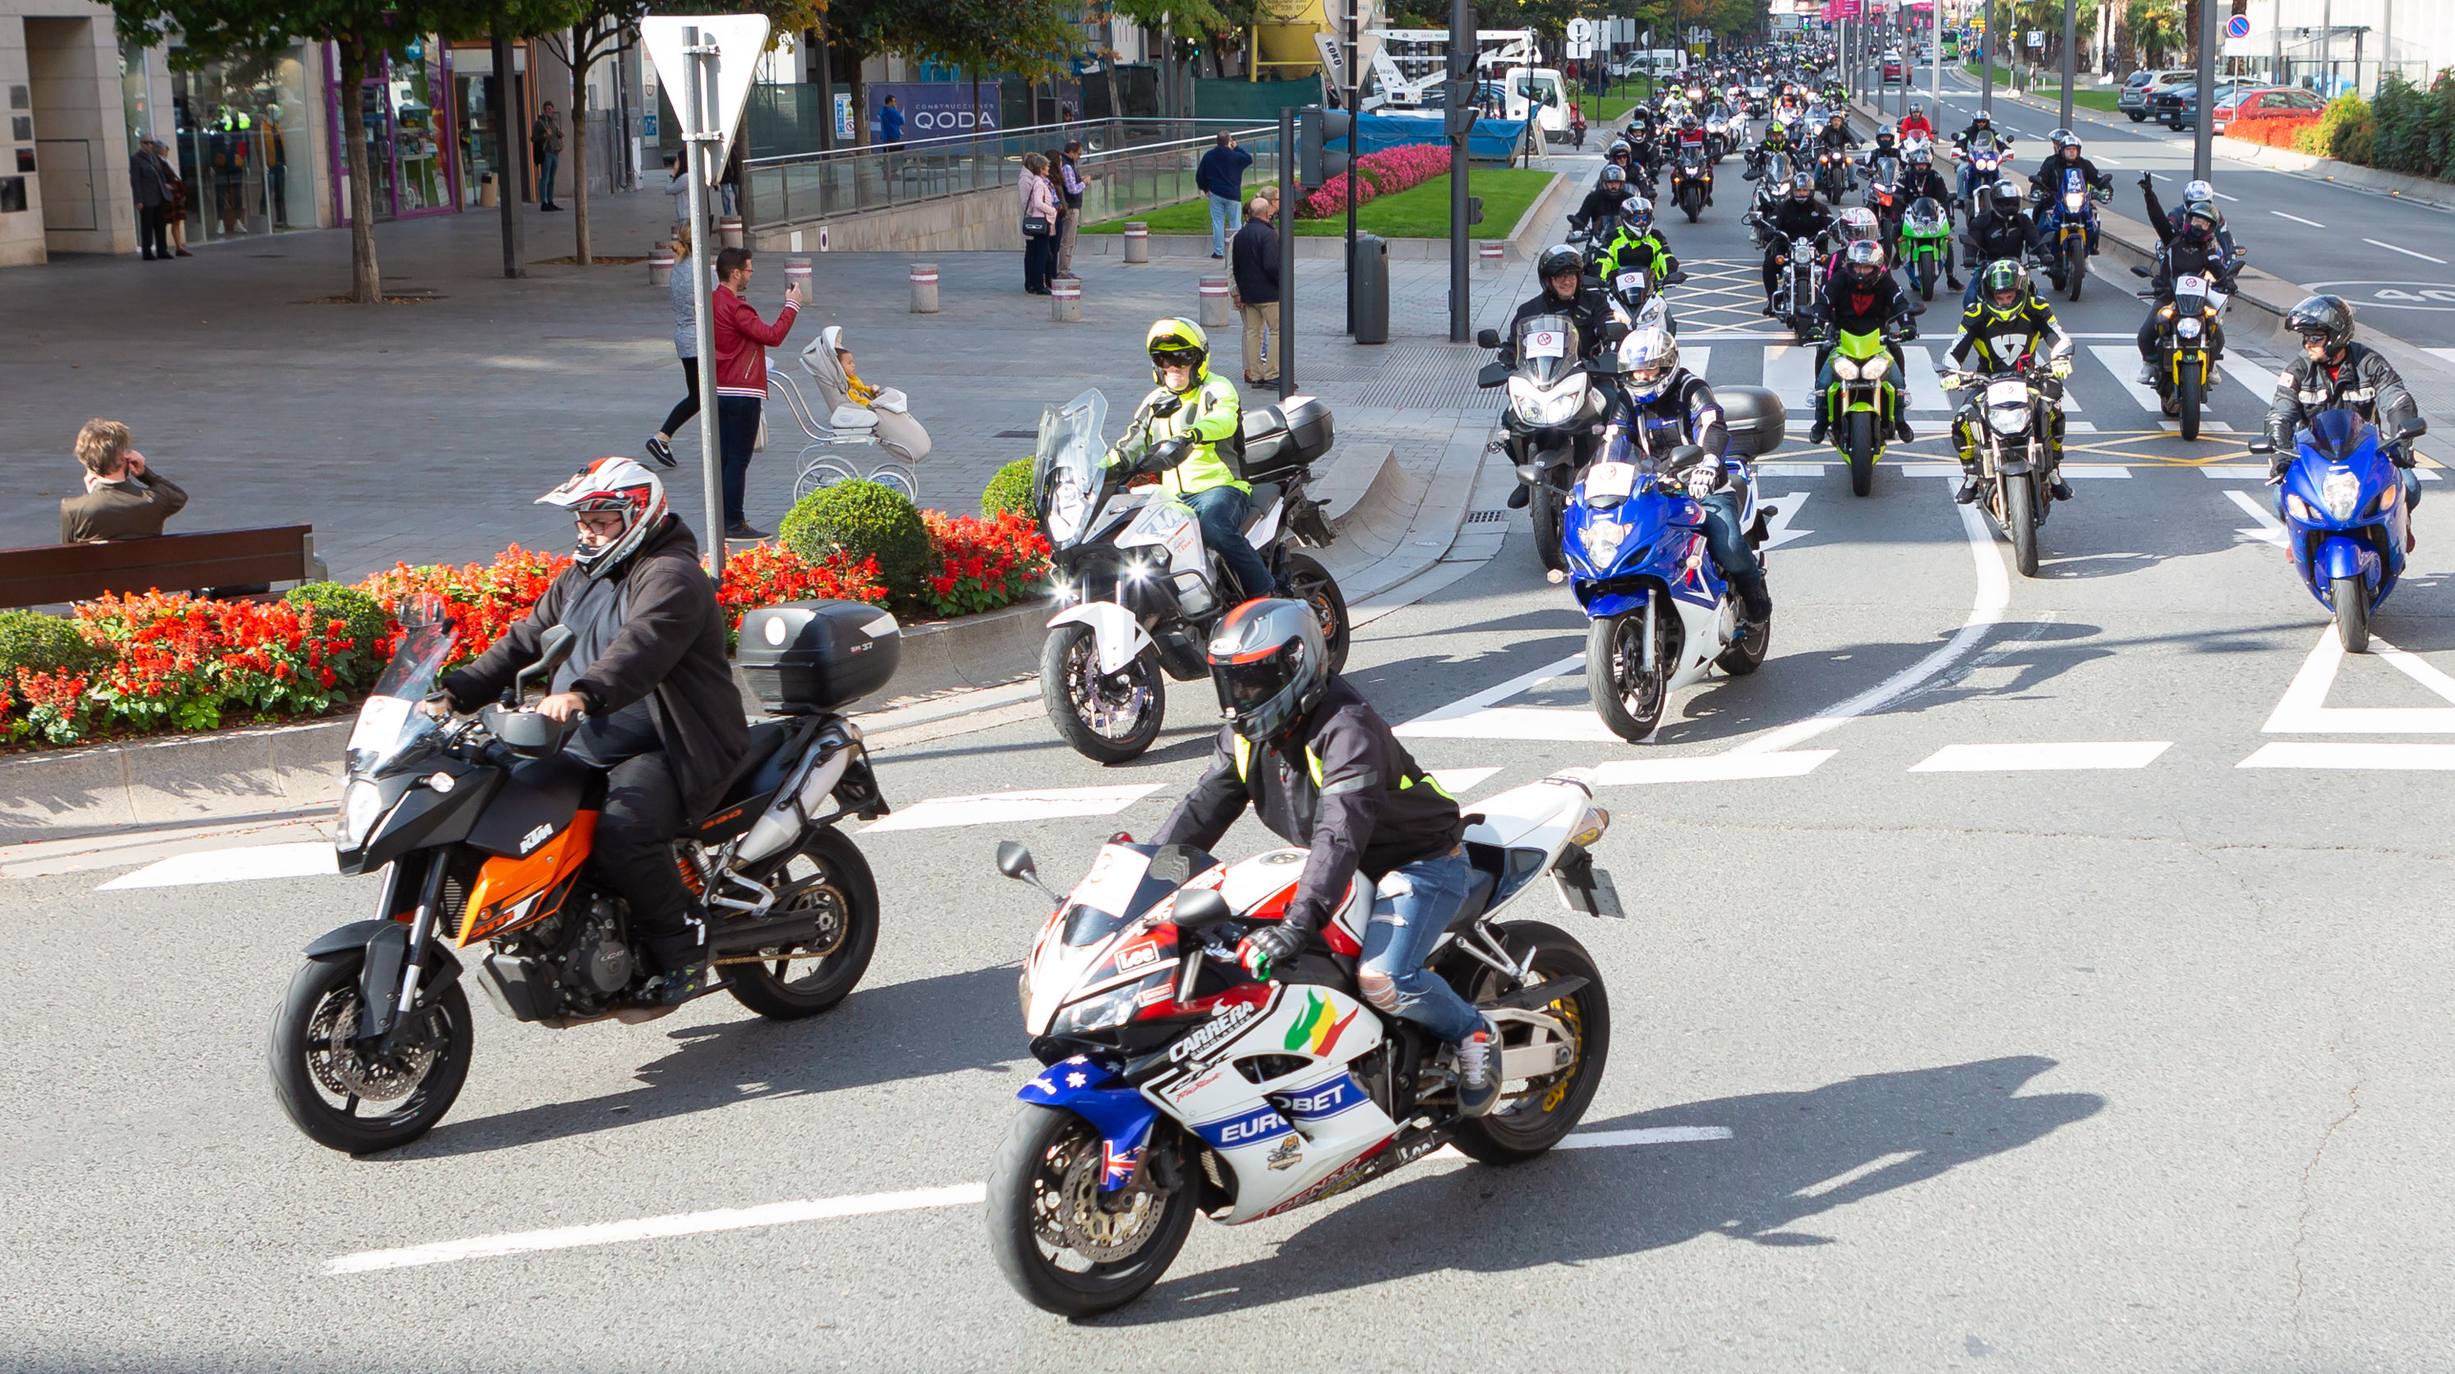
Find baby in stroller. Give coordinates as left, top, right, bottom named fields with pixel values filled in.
left=781, top=324, right=932, bottom=501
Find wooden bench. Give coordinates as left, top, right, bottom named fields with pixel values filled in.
left=0, top=526, right=327, bottom=609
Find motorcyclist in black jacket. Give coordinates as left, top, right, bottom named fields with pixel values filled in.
left=1814, top=111, right=1862, bottom=189
left=1812, top=240, right=1919, bottom=444
left=1570, top=162, right=1635, bottom=236
left=2029, top=129, right=2111, bottom=255
left=1896, top=140, right=1963, bottom=289
left=1502, top=243, right=1614, bottom=366
left=2262, top=295, right=2427, bottom=543
left=1151, top=598, right=1501, bottom=1117
left=1755, top=171, right=1837, bottom=308
left=2132, top=196, right=2242, bottom=385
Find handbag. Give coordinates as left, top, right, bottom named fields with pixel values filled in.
left=1022, top=214, right=1052, bottom=237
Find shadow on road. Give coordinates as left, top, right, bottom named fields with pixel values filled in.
left=1098, top=1054, right=2103, bottom=1323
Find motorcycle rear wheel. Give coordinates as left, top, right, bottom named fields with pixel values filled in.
left=724, top=828, right=880, bottom=1019
left=1587, top=608, right=1671, bottom=742
left=1451, top=921, right=1613, bottom=1164
left=2332, top=574, right=2372, bottom=654
left=986, top=1107, right=1197, bottom=1316
left=1282, top=551, right=1352, bottom=676
left=1531, top=480, right=1568, bottom=574
left=269, top=955, right=473, bottom=1155
left=1715, top=605, right=1771, bottom=675
left=1041, top=623, right=1165, bottom=764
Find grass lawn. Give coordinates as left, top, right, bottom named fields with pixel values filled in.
left=1578, top=76, right=1656, bottom=123
left=1958, top=61, right=2122, bottom=111
left=1083, top=167, right=1555, bottom=241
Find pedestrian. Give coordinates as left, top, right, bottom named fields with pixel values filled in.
left=533, top=100, right=564, bottom=210
left=130, top=135, right=169, bottom=261
left=663, top=151, right=691, bottom=228
left=60, top=419, right=187, bottom=543
left=1056, top=139, right=1095, bottom=277
left=208, top=106, right=251, bottom=235
left=646, top=221, right=701, bottom=470
left=1019, top=152, right=1059, bottom=295
left=158, top=138, right=192, bottom=256
left=1230, top=193, right=1282, bottom=386
left=710, top=246, right=805, bottom=541
left=720, top=144, right=742, bottom=218
left=880, top=94, right=905, bottom=146
left=1196, top=131, right=1253, bottom=259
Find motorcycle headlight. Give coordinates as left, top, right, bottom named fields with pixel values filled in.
left=1989, top=401, right=2033, bottom=434
left=339, top=779, right=385, bottom=849
left=2177, top=317, right=2203, bottom=338
left=1514, top=384, right=1583, bottom=426
left=1861, top=354, right=1892, bottom=379
left=2285, top=494, right=2318, bottom=524
left=1050, top=971, right=1172, bottom=1037
left=2321, top=468, right=2363, bottom=522
left=1833, top=356, right=1863, bottom=381
left=1581, top=511, right=1628, bottom=564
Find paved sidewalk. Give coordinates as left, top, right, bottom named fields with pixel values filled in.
left=0, top=177, right=1559, bottom=579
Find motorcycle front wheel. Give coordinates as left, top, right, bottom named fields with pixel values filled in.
left=269, top=955, right=473, bottom=1155
left=2005, top=474, right=2041, bottom=578
left=1587, top=606, right=1671, bottom=741
left=1451, top=921, right=1613, bottom=1164
left=2178, top=366, right=2205, bottom=442
left=1531, top=479, right=1568, bottom=573
left=2065, top=239, right=2086, bottom=302
left=724, top=828, right=881, bottom=1019
left=986, top=1107, right=1198, bottom=1316
left=1844, top=409, right=1877, bottom=498
left=1041, top=624, right=1165, bottom=764
left=2332, top=574, right=2372, bottom=653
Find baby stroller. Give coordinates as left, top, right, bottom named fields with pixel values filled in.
left=772, top=324, right=933, bottom=502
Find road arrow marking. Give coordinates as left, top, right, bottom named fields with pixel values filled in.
left=96, top=841, right=337, bottom=891
left=2240, top=742, right=2455, bottom=769
left=2224, top=488, right=2287, bottom=546
left=1909, top=741, right=2173, bottom=772
left=2260, top=627, right=2455, bottom=734
left=1762, top=493, right=1814, bottom=551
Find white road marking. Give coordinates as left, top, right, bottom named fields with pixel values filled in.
left=2217, top=356, right=2283, bottom=400
left=2271, top=211, right=2325, bottom=228
left=2200, top=466, right=2268, bottom=478
left=862, top=784, right=1162, bottom=834
left=2261, top=628, right=2455, bottom=734
left=2428, top=347, right=2455, bottom=370
left=1762, top=342, right=1816, bottom=410
left=1761, top=493, right=1815, bottom=550
left=96, top=841, right=338, bottom=891
left=2239, top=742, right=2455, bottom=770
left=1681, top=344, right=1712, bottom=381
left=2088, top=344, right=2166, bottom=413
left=2225, top=488, right=2289, bottom=546
left=2363, top=237, right=2449, bottom=265
left=1909, top=740, right=2173, bottom=772
left=1396, top=654, right=1623, bottom=743
left=1575, top=751, right=1835, bottom=786
left=2058, top=467, right=2134, bottom=478
left=1429, top=767, right=1500, bottom=795
left=331, top=1124, right=1734, bottom=1274
left=1758, top=461, right=1828, bottom=477
left=2159, top=418, right=2236, bottom=434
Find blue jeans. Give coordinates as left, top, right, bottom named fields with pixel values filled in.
left=538, top=152, right=559, bottom=203
left=1181, top=485, right=1274, bottom=603
left=1358, top=849, right=1485, bottom=1044
left=1699, top=489, right=1765, bottom=599
left=1208, top=193, right=1242, bottom=255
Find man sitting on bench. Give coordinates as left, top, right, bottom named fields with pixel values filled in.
left=60, top=419, right=186, bottom=544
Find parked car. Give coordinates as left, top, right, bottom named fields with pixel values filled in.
left=2215, top=84, right=2326, bottom=133
left=2157, top=81, right=2248, bottom=128
left=2119, top=68, right=2197, bottom=122
left=1881, top=50, right=1905, bottom=82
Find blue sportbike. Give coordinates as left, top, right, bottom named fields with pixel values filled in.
left=2254, top=407, right=2419, bottom=653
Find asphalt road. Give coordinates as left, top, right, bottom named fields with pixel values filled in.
left=6, top=149, right=2455, bottom=1372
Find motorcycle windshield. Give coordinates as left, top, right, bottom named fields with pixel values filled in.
left=347, top=616, right=456, bottom=778
left=2303, top=407, right=2380, bottom=465
left=1514, top=315, right=1581, bottom=388
left=1905, top=197, right=1945, bottom=230
left=1870, top=156, right=1900, bottom=184
left=1035, top=389, right=1109, bottom=550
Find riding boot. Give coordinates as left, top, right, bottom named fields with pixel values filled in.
left=1955, top=460, right=1983, bottom=504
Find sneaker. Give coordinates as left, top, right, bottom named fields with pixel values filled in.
left=1210, top=251, right=1223, bottom=260
left=725, top=522, right=769, bottom=541
left=2049, top=478, right=2076, bottom=501
left=2136, top=362, right=2157, bottom=386
left=1455, top=1019, right=1502, bottom=1118
left=644, top=436, right=676, bottom=468
left=1955, top=474, right=1984, bottom=504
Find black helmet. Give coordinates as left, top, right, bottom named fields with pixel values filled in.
left=1206, top=598, right=1330, bottom=741
left=1990, top=177, right=2023, bottom=214
left=1875, top=128, right=1898, bottom=147
left=1601, top=163, right=1626, bottom=187
left=2287, top=294, right=2356, bottom=357
left=1539, top=243, right=1583, bottom=281
left=2180, top=202, right=2220, bottom=241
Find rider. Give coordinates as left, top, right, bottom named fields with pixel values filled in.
left=1671, top=113, right=1713, bottom=201
left=1945, top=259, right=2077, bottom=505
left=1748, top=117, right=1795, bottom=179
left=434, top=457, right=749, bottom=1007
left=2132, top=198, right=2240, bottom=385
left=1828, top=206, right=1882, bottom=281
left=1115, top=319, right=1271, bottom=602
left=2029, top=130, right=2111, bottom=256
left=1757, top=171, right=1837, bottom=312
left=1963, top=178, right=2039, bottom=307
left=1898, top=140, right=1964, bottom=290
left=1150, top=599, right=1501, bottom=1118
left=2141, top=172, right=2240, bottom=260
left=1598, top=197, right=1680, bottom=285
left=2262, top=295, right=2427, bottom=543
left=1951, top=108, right=2001, bottom=153
left=1812, top=240, right=1919, bottom=445
left=1504, top=244, right=1614, bottom=365
left=1570, top=162, right=1634, bottom=237
left=1899, top=100, right=1934, bottom=143
left=1815, top=111, right=1862, bottom=189
left=1611, top=326, right=1772, bottom=622
left=1857, top=126, right=1901, bottom=183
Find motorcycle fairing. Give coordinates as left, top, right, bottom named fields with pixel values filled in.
left=465, top=753, right=590, bottom=858
left=459, top=811, right=598, bottom=946
left=1018, top=1055, right=1161, bottom=1194
left=1046, top=599, right=1156, bottom=677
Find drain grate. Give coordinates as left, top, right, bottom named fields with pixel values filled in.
left=1463, top=509, right=1506, bottom=524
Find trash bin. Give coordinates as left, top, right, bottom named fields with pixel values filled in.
left=1351, top=233, right=1390, bottom=346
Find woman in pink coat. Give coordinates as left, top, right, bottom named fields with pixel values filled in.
left=1019, top=153, right=1060, bottom=295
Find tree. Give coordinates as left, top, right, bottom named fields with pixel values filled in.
left=2123, top=0, right=2185, bottom=68
left=114, top=0, right=498, bottom=302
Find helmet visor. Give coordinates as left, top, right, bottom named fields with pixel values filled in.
left=1212, top=650, right=1300, bottom=721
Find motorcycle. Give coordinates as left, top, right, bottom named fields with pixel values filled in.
left=2250, top=409, right=2422, bottom=653
left=1565, top=417, right=1784, bottom=741
left=1768, top=233, right=1825, bottom=344
left=1863, top=155, right=1906, bottom=242
left=1898, top=195, right=1952, bottom=301
left=1743, top=150, right=1795, bottom=232
left=272, top=594, right=895, bottom=1154
left=1605, top=262, right=1683, bottom=337
left=1814, top=144, right=1851, bottom=201
left=1671, top=145, right=1713, bottom=221
left=1942, top=358, right=2069, bottom=578
left=1821, top=325, right=1913, bottom=498
left=1036, top=389, right=1348, bottom=763
left=983, top=793, right=1620, bottom=1314
left=2035, top=170, right=2110, bottom=302
left=2130, top=255, right=2242, bottom=443
left=1478, top=314, right=1619, bottom=574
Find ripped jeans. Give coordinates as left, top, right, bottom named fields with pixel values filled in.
left=1357, top=847, right=1485, bottom=1044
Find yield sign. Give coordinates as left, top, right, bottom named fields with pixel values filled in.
left=640, top=14, right=772, bottom=173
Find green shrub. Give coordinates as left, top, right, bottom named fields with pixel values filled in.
left=779, top=479, right=932, bottom=606
left=979, top=457, right=1041, bottom=519
left=2298, top=92, right=2374, bottom=163
left=0, top=609, right=104, bottom=688
left=284, top=581, right=392, bottom=688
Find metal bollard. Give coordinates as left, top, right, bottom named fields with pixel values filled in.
left=649, top=242, right=676, bottom=287
left=1198, top=275, right=1233, bottom=329
left=1477, top=242, right=1505, bottom=274
left=719, top=215, right=745, bottom=249
left=1123, top=222, right=1149, bottom=265
left=1050, top=277, right=1083, bottom=323
left=909, top=262, right=940, bottom=314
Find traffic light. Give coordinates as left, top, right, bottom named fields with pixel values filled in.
left=1466, top=195, right=1484, bottom=226
left=1299, top=105, right=1353, bottom=184
left=1442, top=77, right=1478, bottom=137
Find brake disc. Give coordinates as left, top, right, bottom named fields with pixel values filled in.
left=303, top=986, right=435, bottom=1103
left=1043, top=1129, right=1169, bottom=1262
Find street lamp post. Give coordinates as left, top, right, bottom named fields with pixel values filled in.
left=1980, top=0, right=1995, bottom=116
left=2193, top=0, right=2217, bottom=179
left=2060, top=0, right=2077, bottom=128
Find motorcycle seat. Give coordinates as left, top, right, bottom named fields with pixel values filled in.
left=699, top=718, right=801, bottom=827
left=1451, top=841, right=1506, bottom=929
left=1243, top=482, right=1283, bottom=522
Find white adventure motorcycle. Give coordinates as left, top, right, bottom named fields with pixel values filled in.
left=984, top=776, right=1622, bottom=1314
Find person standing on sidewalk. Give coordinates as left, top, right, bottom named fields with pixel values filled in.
left=880, top=95, right=904, bottom=147
left=646, top=221, right=701, bottom=470
left=1019, top=153, right=1059, bottom=295
left=711, top=246, right=805, bottom=540
left=1230, top=194, right=1281, bottom=386
left=1056, top=140, right=1095, bottom=277
left=1197, top=132, right=1252, bottom=260
left=157, top=139, right=193, bottom=256
left=533, top=101, right=565, bottom=211
left=130, top=137, right=170, bottom=261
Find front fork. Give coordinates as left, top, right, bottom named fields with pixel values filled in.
left=363, top=855, right=449, bottom=1051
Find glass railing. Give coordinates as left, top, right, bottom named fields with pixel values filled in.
left=744, top=119, right=1279, bottom=230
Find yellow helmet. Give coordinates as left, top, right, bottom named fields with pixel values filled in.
left=1147, top=317, right=1210, bottom=386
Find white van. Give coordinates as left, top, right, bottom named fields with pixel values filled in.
left=1502, top=65, right=1572, bottom=142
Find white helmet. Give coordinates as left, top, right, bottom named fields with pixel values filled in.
left=538, top=456, right=671, bottom=577
left=1615, top=325, right=1680, bottom=404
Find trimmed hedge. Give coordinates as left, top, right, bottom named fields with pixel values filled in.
left=980, top=457, right=1039, bottom=519
left=778, top=479, right=934, bottom=609
left=0, top=609, right=104, bottom=683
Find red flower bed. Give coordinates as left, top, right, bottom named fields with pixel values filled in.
left=919, top=510, right=1051, bottom=618
left=54, top=591, right=368, bottom=737
left=358, top=544, right=572, bottom=662
left=2225, top=112, right=2320, bottom=149
left=714, top=542, right=889, bottom=631
left=1297, top=143, right=1454, bottom=219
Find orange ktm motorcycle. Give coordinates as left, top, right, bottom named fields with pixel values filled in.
left=270, top=595, right=898, bottom=1154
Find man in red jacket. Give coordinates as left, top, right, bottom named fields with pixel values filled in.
left=712, top=246, right=806, bottom=540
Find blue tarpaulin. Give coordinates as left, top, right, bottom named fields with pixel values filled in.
left=1344, top=111, right=1529, bottom=162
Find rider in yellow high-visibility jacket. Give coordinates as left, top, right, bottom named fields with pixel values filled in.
left=1111, top=318, right=1274, bottom=600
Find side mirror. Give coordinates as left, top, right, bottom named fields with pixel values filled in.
left=2396, top=417, right=2428, bottom=443
left=994, top=840, right=1037, bottom=884
left=1477, top=360, right=1511, bottom=388
left=1600, top=320, right=1631, bottom=344
left=1661, top=269, right=1690, bottom=286
left=1476, top=327, right=1501, bottom=349
left=2246, top=438, right=2276, bottom=455
left=508, top=624, right=578, bottom=703
left=1171, top=887, right=1233, bottom=932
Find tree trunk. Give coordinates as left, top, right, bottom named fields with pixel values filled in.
left=571, top=27, right=594, bottom=266
left=338, top=34, right=381, bottom=303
